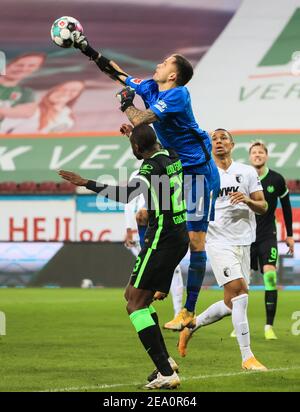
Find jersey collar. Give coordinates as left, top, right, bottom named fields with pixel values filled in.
left=150, top=149, right=169, bottom=158
left=218, top=160, right=235, bottom=174
left=259, top=167, right=269, bottom=181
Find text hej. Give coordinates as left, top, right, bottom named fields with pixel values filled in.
left=8, top=217, right=72, bottom=241
left=7, top=217, right=113, bottom=242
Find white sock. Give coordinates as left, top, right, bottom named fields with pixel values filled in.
left=170, top=265, right=184, bottom=316
left=194, top=300, right=232, bottom=331
left=231, top=294, right=253, bottom=362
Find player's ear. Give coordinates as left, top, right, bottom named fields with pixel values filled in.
left=168, top=71, right=177, bottom=82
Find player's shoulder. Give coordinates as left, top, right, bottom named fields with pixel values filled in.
left=129, top=169, right=141, bottom=181
left=126, top=76, right=156, bottom=86
left=127, top=76, right=157, bottom=89
left=138, top=158, right=161, bottom=177
left=140, top=149, right=180, bottom=173
left=231, top=161, right=257, bottom=175
left=170, top=85, right=188, bottom=96
left=268, top=168, right=286, bottom=182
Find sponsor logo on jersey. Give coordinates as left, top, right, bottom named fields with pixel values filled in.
left=223, top=267, right=231, bottom=277
left=236, top=174, right=243, bottom=183
left=219, top=186, right=239, bottom=197
left=140, top=164, right=153, bottom=171
left=131, top=78, right=143, bottom=85
left=267, top=185, right=275, bottom=193
left=166, top=160, right=182, bottom=176
left=139, top=164, right=153, bottom=175
left=154, top=100, right=167, bottom=113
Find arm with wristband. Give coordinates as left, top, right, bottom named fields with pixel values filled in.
left=73, top=31, right=129, bottom=85
left=73, top=31, right=158, bottom=124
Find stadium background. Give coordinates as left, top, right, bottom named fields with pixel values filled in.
left=0, top=0, right=300, bottom=394
left=0, top=0, right=299, bottom=288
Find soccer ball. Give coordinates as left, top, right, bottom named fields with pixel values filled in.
left=51, top=16, right=83, bottom=48
left=81, top=279, right=94, bottom=289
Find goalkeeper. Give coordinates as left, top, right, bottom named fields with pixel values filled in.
left=72, top=32, right=220, bottom=331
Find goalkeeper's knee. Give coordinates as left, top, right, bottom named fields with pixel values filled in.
left=263, top=270, right=277, bottom=291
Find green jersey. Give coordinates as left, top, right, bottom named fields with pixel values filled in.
left=0, top=84, right=34, bottom=108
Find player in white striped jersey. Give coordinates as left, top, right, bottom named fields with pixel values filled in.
left=178, top=129, right=268, bottom=371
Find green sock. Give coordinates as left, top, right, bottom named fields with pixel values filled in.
left=263, top=271, right=277, bottom=326
left=129, top=308, right=173, bottom=376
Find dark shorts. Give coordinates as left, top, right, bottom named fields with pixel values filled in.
left=250, top=238, right=278, bottom=273
left=130, top=243, right=189, bottom=294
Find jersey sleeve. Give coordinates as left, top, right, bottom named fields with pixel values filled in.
left=85, top=178, right=148, bottom=204
left=248, top=167, right=263, bottom=194
left=277, top=174, right=289, bottom=198
left=149, top=87, right=186, bottom=121
left=134, top=159, right=161, bottom=187
left=125, top=76, right=155, bottom=98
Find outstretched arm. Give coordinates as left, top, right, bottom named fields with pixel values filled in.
left=58, top=170, right=148, bottom=204
left=73, top=31, right=129, bottom=85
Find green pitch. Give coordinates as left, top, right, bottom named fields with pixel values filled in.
left=0, top=288, right=299, bottom=392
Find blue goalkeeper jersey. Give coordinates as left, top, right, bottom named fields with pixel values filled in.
left=125, top=76, right=212, bottom=168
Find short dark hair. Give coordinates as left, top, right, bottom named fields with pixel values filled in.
left=213, top=128, right=234, bottom=142
left=131, top=124, right=157, bottom=152
left=173, top=54, right=194, bottom=86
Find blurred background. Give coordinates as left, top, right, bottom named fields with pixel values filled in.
left=0, top=0, right=299, bottom=288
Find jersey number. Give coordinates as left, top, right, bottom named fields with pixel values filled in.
left=270, top=247, right=278, bottom=261
left=170, top=173, right=186, bottom=214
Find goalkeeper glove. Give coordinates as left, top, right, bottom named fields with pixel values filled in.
left=116, top=87, right=135, bottom=112
left=73, top=31, right=99, bottom=60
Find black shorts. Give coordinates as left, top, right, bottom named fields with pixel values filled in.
left=130, top=243, right=189, bottom=294
left=250, top=238, right=278, bottom=273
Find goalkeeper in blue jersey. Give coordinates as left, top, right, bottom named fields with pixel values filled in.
left=73, top=32, right=220, bottom=330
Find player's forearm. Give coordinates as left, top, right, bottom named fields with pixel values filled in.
left=95, top=56, right=129, bottom=85
left=85, top=180, right=144, bottom=204
left=92, top=53, right=128, bottom=85
left=108, top=60, right=129, bottom=84
left=80, top=43, right=129, bottom=85
left=125, top=107, right=158, bottom=126
left=280, top=195, right=293, bottom=237
left=246, top=199, right=268, bottom=215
